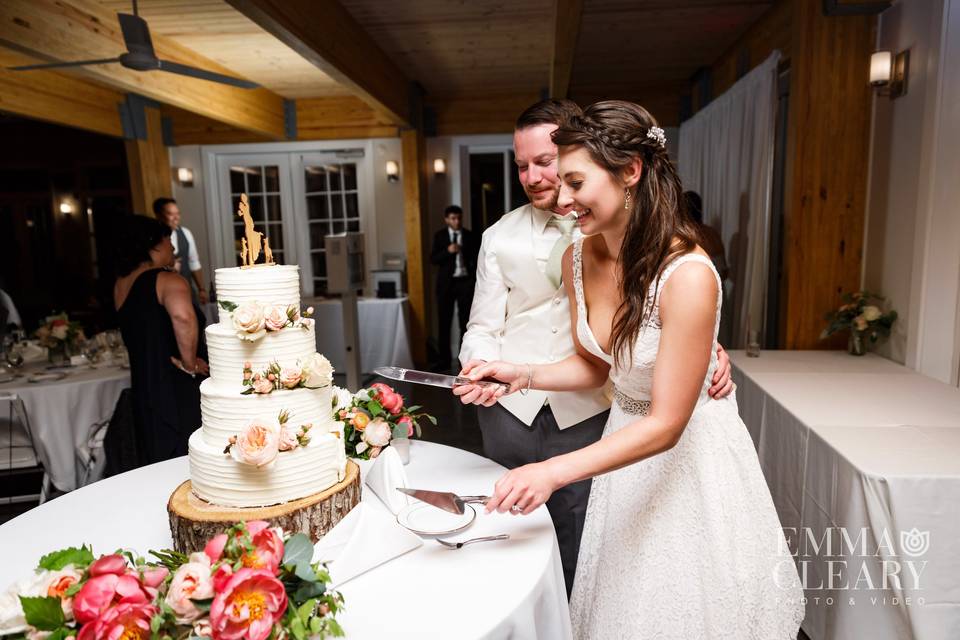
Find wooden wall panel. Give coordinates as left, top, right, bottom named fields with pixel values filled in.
left=401, top=128, right=429, bottom=366
left=710, top=0, right=792, bottom=96
left=428, top=92, right=541, bottom=136
left=782, top=3, right=875, bottom=348
left=126, top=106, right=173, bottom=215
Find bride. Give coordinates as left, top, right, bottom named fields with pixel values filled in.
left=458, top=101, right=805, bottom=638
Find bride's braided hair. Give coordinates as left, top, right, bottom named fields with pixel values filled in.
left=552, top=101, right=698, bottom=367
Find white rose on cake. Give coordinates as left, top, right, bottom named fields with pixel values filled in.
left=302, top=353, right=333, bottom=388
left=233, top=301, right=266, bottom=341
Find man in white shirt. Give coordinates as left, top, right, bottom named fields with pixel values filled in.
left=458, top=99, right=733, bottom=596
left=153, top=198, right=208, bottom=305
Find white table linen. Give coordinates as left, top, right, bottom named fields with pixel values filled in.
left=0, top=363, right=129, bottom=491
left=304, top=296, right=414, bottom=374
left=0, top=441, right=571, bottom=640
left=730, top=350, right=960, bottom=640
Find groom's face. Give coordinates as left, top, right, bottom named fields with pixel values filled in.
left=514, top=123, right=562, bottom=211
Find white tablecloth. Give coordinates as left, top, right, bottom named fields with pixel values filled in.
left=305, top=296, right=414, bottom=374
left=0, top=363, right=129, bottom=492
left=730, top=350, right=960, bottom=640
left=0, top=441, right=570, bottom=640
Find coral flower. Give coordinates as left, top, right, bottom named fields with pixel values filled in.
left=209, top=569, right=287, bottom=640
left=77, top=602, right=156, bottom=640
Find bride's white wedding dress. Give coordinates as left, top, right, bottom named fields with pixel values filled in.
left=568, top=239, right=804, bottom=639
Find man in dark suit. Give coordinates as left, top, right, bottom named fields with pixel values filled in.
left=431, top=205, right=480, bottom=371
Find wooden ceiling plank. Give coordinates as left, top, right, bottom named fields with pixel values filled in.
left=225, top=0, right=412, bottom=126
left=0, top=0, right=286, bottom=139
left=551, top=0, right=584, bottom=98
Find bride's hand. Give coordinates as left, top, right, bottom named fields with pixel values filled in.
left=485, top=462, right=559, bottom=515
left=453, top=360, right=525, bottom=406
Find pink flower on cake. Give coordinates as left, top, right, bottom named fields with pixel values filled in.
left=370, top=383, right=403, bottom=414
left=233, top=302, right=266, bottom=342
left=165, top=553, right=214, bottom=624
left=230, top=418, right=281, bottom=467
left=263, top=305, right=288, bottom=332
left=77, top=602, right=157, bottom=640
left=302, top=353, right=333, bottom=388
left=277, top=426, right=298, bottom=451
left=362, top=417, right=392, bottom=448
left=279, top=367, right=301, bottom=389
left=252, top=378, right=274, bottom=395
left=209, top=569, right=287, bottom=640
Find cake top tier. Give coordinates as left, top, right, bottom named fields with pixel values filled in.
left=215, top=264, right=301, bottom=310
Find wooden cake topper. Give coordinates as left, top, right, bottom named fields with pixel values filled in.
left=236, top=193, right=276, bottom=268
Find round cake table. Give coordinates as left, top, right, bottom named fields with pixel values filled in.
left=0, top=441, right=571, bottom=640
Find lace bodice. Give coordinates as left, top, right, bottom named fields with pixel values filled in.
left=572, top=238, right=722, bottom=404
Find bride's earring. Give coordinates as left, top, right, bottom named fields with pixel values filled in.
left=624, top=189, right=632, bottom=210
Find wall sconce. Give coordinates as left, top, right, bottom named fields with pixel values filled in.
left=433, top=158, right=447, bottom=176
left=175, top=167, right=195, bottom=187
left=385, top=160, right=400, bottom=183
left=58, top=200, right=74, bottom=215
left=870, top=49, right=909, bottom=98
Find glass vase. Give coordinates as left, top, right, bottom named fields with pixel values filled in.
left=47, top=342, right=68, bottom=365
left=847, top=331, right=867, bottom=356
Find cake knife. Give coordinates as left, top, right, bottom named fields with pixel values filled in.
left=373, top=366, right=508, bottom=391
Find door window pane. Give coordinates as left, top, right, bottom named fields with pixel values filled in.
left=302, top=161, right=360, bottom=295
left=305, top=167, right=327, bottom=193
left=264, top=166, right=279, bottom=192
left=307, top=196, right=328, bottom=220
left=342, top=164, right=357, bottom=190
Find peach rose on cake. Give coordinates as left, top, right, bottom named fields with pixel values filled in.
left=279, top=367, right=302, bottom=389
left=277, top=426, right=299, bottom=452
left=230, top=418, right=281, bottom=467
left=263, top=305, right=288, bottom=332
left=164, top=553, right=214, bottom=624
left=232, top=302, right=266, bottom=342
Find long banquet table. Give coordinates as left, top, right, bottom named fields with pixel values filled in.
left=0, top=362, right=129, bottom=491
left=0, top=441, right=571, bottom=640
left=730, top=350, right=960, bottom=640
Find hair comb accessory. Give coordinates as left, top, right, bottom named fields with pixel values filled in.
left=646, top=126, right=667, bottom=148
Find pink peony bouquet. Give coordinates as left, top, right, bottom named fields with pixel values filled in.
left=334, top=383, right=436, bottom=460
left=0, top=522, right=344, bottom=640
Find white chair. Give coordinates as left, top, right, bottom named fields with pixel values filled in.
left=75, top=419, right=109, bottom=488
left=0, top=393, right=51, bottom=504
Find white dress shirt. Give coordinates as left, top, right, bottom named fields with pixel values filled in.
left=460, top=204, right=611, bottom=429
left=170, top=225, right=202, bottom=272
left=449, top=228, right=467, bottom=278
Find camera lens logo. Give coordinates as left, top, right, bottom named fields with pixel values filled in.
left=900, top=528, right=930, bottom=557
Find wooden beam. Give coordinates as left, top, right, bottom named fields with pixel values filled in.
left=550, top=0, right=584, bottom=99
left=0, top=49, right=124, bottom=137
left=401, top=128, right=429, bottom=366
left=781, top=0, right=874, bottom=348
left=225, top=0, right=412, bottom=127
left=428, top=92, right=541, bottom=136
left=0, top=0, right=286, bottom=139
left=126, top=105, right=172, bottom=216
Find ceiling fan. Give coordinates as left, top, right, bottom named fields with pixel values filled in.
left=8, top=0, right=259, bottom=89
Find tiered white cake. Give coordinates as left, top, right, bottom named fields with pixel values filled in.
left=187, top=264, right=346, bottom=508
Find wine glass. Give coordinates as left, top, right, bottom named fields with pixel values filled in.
left=81, top=339, right=101, bottom=368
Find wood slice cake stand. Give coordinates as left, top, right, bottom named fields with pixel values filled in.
left=168, top=460, right=361, bottom=554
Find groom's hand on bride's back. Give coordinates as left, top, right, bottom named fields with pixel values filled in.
left=453, top=359, right=523, bottom=407
left=709, top=343, right=734, bottom=399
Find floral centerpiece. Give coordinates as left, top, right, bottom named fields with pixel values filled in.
left=0, top=521, right=344, bottom=640
left=821, top=291, right=898, bottom=355
left=35, top=313, right=85, bottom=362
left=333, top=384, right=436, bottom=460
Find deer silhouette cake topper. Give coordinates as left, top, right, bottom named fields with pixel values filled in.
left=237, top=193, right=275, bottom=267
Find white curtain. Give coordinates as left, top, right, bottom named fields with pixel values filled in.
left=678, top=51, right=780, bottom=348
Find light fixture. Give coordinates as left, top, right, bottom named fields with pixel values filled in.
left=385, top=160, right=400, bottom=183
left=870, top=49, right=909, bottom=98
left=433, top=158, right=447, bottom=176
left=175, top=167, right=195, bottom=187
left=59, top=200, right=74, bottom=215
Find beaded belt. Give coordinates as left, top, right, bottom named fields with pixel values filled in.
left=613, top=387, right=651, bottom=416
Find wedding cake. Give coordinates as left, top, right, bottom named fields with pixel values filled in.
left=186, top=264, right=347, bottom=508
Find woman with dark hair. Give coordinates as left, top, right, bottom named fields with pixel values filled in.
left=462, top=102, right=803, bottom=637
left=114, top=215, right=207, bottom=465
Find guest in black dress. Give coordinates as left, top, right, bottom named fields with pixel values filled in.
left=113, top=216, right=208, bottom=465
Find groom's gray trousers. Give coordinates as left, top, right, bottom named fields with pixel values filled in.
left=477, top=402, right=608, bottom=598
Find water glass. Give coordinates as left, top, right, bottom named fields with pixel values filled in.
left=746, top=330, right=761, bottom=358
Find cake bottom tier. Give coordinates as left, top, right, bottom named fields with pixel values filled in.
left=188, top=428, right=346, bottom=508
left=168, top=459, right=361, bottom=554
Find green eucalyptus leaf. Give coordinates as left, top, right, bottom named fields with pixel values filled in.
left=294, top=581, right=326, bottom=602
left=294, top=561, right=317, bottom=582
left=283, top=533, right=313, bottom=567
left=218, top=300, right=238, bottom=312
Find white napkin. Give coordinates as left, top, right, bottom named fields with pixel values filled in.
left=312, top=503, right=422, bottom=588
left=21, top=342, right=46, bottom=364
left=364, top=446, right=411, bottom=515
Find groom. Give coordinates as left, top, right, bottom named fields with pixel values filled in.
left=458, top=99, right=734, bottom=596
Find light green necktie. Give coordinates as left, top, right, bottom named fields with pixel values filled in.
left=545, top=215, right=576, bottom=289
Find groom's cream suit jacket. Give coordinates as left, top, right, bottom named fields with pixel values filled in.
left=459, top=204, right=611, bottom=429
